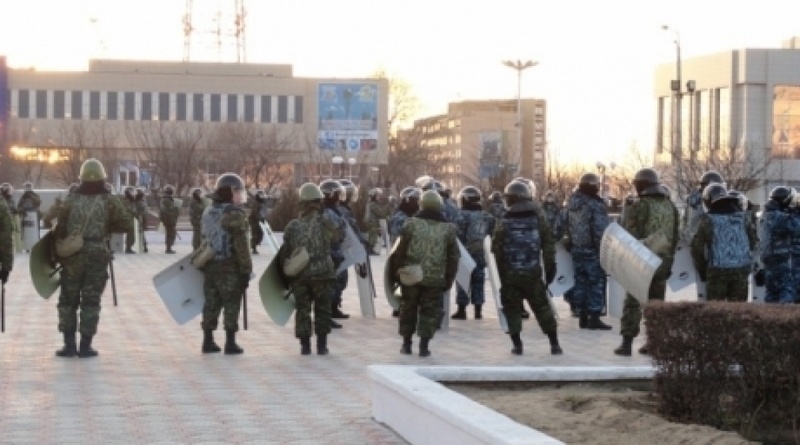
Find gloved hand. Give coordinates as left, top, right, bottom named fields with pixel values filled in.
left=240, top=273, right=251, bottom=290
left=0, top=268, right=9, bottom=284
left=545, top=263, right=556, bottom=285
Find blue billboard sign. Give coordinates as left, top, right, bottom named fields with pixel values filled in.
left=317, top=83, right=378, bottom=151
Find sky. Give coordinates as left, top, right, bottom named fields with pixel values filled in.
left=1, top=0, right=799, bottom=166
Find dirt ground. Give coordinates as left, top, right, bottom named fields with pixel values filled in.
left=448, top=381, right=757, bottom=445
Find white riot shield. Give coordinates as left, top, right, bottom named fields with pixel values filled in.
left=749, top=270, right=765, bottom=303
left=668, top=241, right=697, bottom=293
left=379, top=219, right=390, bottom=254
left=599, top=222, right=663, bottom=305
left=152, top=255, right=205, bottom=325
left=549, top=241, right=574, bottom=296
left=259, top=221, right=281, bottom=254
left=22, top=211, right=40, bottom=250
left=607, top=277, right=626, bottom=318
left=440, top=287, right=452, bottom=332
left=336, top=224, right=368, bottom=274
left=455, top=239, right=477, bottom=291
left=483, top=236, right=509, bottom=332
left=259, top=250, right=294, bottom=326
left=355, top=261, right=377, bottom=318
left=134, top=218, right=142, bottom=253
left=13, top=215, right=23, bottom=253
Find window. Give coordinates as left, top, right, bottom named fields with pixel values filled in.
left=141, top=92, right=152, bottom=120
left=227, top=94, right=237, bottom=122
left=193, top=93, right=204, bottom=121
left=107, top=92, right=118, bottom=120
left=90, top=91, right=100, bottom=120
left=176, top=93, right=187, bottom=121
left=244, top=95, right=254, bottom=122
left=71, top=91, right=83, bottom=119
left=54, top=90, right=65, bottom=119
left=124, top=92, right=135, bottom=120
left=36, top=90, right=47, bottom=118
left=18, top=90, right=29, bottom=118
left=277, top=95, right=288, bottom=123
left=159, top=93, right=170, bottom=121
left=717, top=87, right=730, bottom=150
left=699, top=90, right=709, bottom=150
left=294, top=96, right=303, bottom=123
left=260, top=95, right=271, bottom=123
left=210, top=94, right=221, bottom=122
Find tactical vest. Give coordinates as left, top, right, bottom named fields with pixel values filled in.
left=543, top=203, right=560, bottom=230
left=202, top=204, right=234, bottom=260
left=442, top=201, right=460, bottom=224
left=460, top=210, right=489, bottom=252
left=707, top=213, right=751, bottom=268
left=759, top=210, right=791, bottom=258
left=323, top=206, right=346, bottom=257
left=684, top=191, right=704, bottom=240
left=489, top=203, right=505, bottom=219
left=500, top=216, right=541, bottom=271
left=66, top=194, right=109, bottom=245
left=285, top=213, right=334, bottom=279
left=405, top=217, right=452, bottom=285
left=639, top=197, right=677, bottom=256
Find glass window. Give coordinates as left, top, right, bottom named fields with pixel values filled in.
left=718, top=87, right=730, bottom=150
left=90, top=91, right=100, bottom=120
left=176, top=93, right=187, bottom=121
left=193, top=93, right=204, bottom=121
left=244, top=95, right=254, bottom=122
left=18, top=90, right=29, bottom=118
left=71, top=91, right=83, bottom=119
left=227, top=94, right=237, bottom=122
left=159, top=93, right=169, bottom=121
left=210, top=94, right=221, bottom=122
left=54, top=90, right=65, bottom=119
left=36, top=90, right=47, bottom=118
left=124, top=92, right=135, bottom=120
left=260, top=95, right=271, bottom=123
left=107, top=92, right=118, bottom=120
left=141, top=92, right=152, bottom=120
left=277, top=95, right=288, bottom=123
left=294, top=96, right=303, bottom=123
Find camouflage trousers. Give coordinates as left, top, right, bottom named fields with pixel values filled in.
left=707, top=267, right=749, bottom=302
left=501, top=270, right=557, bottom=336
left=571, top=251, right=606, bottom=314
left=294, top=280, right=333, bottom=338
left=764, top=256, right=794, bottom=303
left=620, top=256, right=672, bottom=338
left=329, top=269, right=348, bottom=306
left=201, top=261, right=245, bottom=332
left=398, top=285, right=442, bottom=339
left=191, top=223, right=202, bottom=250
left=164, top=223, right=177, bottom=248
left=125, top=224, right=136, bottom=250
left=250, top=221, right=264, bottom=249
left=57, top=248, right=110, bottom=336
left=456, top=252, right=486, bottom=305
left=368, top=221, right=382, bottom=249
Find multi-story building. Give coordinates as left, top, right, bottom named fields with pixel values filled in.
left=407, top=99, right=547, bottom=193
left=0, top=58, right=388, bottom=190
left=654, top=37, right=800, bottom=202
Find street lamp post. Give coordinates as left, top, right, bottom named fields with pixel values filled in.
left=662, top=25, right=690, bottom=198
left=502, top=59, right=538, bottom=174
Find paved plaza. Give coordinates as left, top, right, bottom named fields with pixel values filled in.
left=0, top=232, right=651, bottom=444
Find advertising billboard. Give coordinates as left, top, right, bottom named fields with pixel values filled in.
left=773, top=85, right=800, bottom=159
left=317, top=83, right=379, bottom=151
left=0, top=56, right=7, bottom=155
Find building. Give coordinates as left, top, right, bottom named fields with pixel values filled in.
left=0, top=58, right=388, bottom=190
left=406, top=99, right=547, bottom=192
left=654, top=37, right=800, bottom=203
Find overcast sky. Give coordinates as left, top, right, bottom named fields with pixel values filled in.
left=1, top=0, right=799, bottom=166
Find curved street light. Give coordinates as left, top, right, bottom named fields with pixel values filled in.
left=502, top=60, right=539, bottom=176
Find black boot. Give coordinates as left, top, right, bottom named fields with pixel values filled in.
left=451, top=304, right=467, bottom=320
left=224, top=330, right=243, bottom=355
left=125, top=248, right=136, bottom=254
left=330, top=319, right=343, bottom=329
left=77, top=335, right=98, bottom=358
left=252, top=247, right=259, bottom=255
left=419, top=337, right=431, bottom=357
left=331, top=302, right=350, bottom=319
left=510, top=333, right=523, bottom=355
left=166, top=247, right=176, bottom=254
left=474, top=304, right=483, bottom=320
left=400, top=336, right=412, bottom=355
left=588, top=313, right=612, bottom=331
left=55, top=331, right=77, bottom=358
left=521, top=309, right=530, bottom=319
left=638, top=342, right=651, bottom=355
left=202, top=329, right=221, bottom=353
left=614, top=336, right=633, bottom=356
left=579, top=312, right=589, bottom=329
left=300, top=337, right=311, bottom=355
left=317, top=334, right=329, bottom=355
left=143, top=245, right=148, bottom=253
left=391, top=310, right=399, bottom=318
left=547, top=332, right=563, bottom=355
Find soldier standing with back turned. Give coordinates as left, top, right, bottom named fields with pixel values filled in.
left=189, top=188, right=206, bottom=251
left=159, top=185, right=179, bottom=254
left=122, top=187, right=137, bottom=253
left=53, top=159, right=132, bottom=358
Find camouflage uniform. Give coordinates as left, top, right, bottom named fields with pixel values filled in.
left=55, top=188, right=132, bottom=337
left=282, top=201, right=339, bottom=339
left=0, top=198, right=13, bottom=281
left=134, top=193, right=149, bottom=252
left=189, top=195, right=207, bottom=250
left=122, top=193, right=137, bottom=251
left=200, top=203, right=252, bottom=332
left=491, top=201, right=557, bottom=336
left=565, top=190, right=610, bottom=314
left=248, top=198, right=268, bottom=252
left=455, top=206, right=495, bottom=306
left=367, top=198, right=391, bottom=250
left=390, top=210, right=459, bottom=340
left=619, top=193, right=679, bottom=338
left=42, top=198, right=63, bottom=229
left=759, top=200, right=796, bottom=303
left=159, top=196, right=179, bottom=252
left=389, top=209, right=411, bottom=245
left=322, top=202, right=348, bottom=308
left=682, top=190, right=704, bottom=242
left=488, top=202, right=505, bottom=220
left=17, top=190, right=41, bottom=214
left=542, top=201, right=561, bottom=233
left=335, top=202, right=365, bottom=299
left=691, top=200, right=756, bottom=302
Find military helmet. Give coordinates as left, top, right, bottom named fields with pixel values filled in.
left=700, top=170, right=724, bottom=189
left=191, top=187, right=203, bottom=198
left=79, top=158, right=107, bottom=182
left=504, top=180, right=533, bottom=200
left=339, top=179, right=358, bottom=203
left=415, top=175, right=435, bottom=191
left=702, top=183, right=728, bottom=206
left=579, top=172, right=601, bottom=195
left=770, top=186, right=795, bottom=208
left=400, top=186, right=422, bottom=204
left=162, top=185, right=175, bottom=195
left=368, top=188, right=383, bottom=198
left=0, top=183, right=12, bottom=196
left=420, top=189, right=443, bottom=211
left=728, top=190, right=748, bottom=211
left=135, top=187, right=145, bottom=198
left=215, top=173, right=244, bottom=192
left=490, top=191, right=503, bottom=203
left=510, top=177, right=536, bottom=198
left=299, top=182, right=324, bottom=202
left=632, top=168, right=660, bottom=195
left=319, top=179, right=345, bottom=202
left=458, top=186, right=482, bottom=207
left=124, top=186, right=135, bottom=196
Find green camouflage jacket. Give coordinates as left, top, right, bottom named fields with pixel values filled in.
left=159, top=197, right=180, bottom=225
left=55, top=192, right=132, bottom=250
left=189, top=197, right=207, bottom=227
left=390, top=210, right=459, bottom=288
left=281, top=201, right=339, bottom=281
left=214, top=205, right=252, bottom=274
left=622, top=194, right=679, bottom=259
left=0, top=198, right=14, bottom=270
left=367, top=201, right=391, bottom=224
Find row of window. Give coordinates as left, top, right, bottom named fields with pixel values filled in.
left=657, top=87, right=729, bottom=153
left=9, top=89, right=304, bottom=124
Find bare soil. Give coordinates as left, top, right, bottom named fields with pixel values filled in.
left=447, top=381, right=758, bottom=445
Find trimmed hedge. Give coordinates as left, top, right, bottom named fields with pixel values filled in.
left=645, top=301, right=800, bottom=443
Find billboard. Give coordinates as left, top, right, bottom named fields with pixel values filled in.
left=317, top=83, right=378, bottom=151
left=773, top=85, right=800, bottom=159
left=478, top=131, right=504, bottom=179
left=0, top=56, right=7, bottom=155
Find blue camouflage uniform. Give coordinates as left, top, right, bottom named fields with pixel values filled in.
left=322, top=204, right=349, bottom=307
left=682, top=190, right=704, bottom=242
left=760, top=200, right=796, bottom=303
left=455, top=206, right=495, bottom=307
left=791, top=210, right=800, bottom=303
left=389, top=209, right=411, bottom=245
left=565, top=190, right=610, bottom=314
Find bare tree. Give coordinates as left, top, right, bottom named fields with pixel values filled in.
left=371, top=69, right=421, bottom=132
left=543, top=155, right=584, bottom=204
left=385, top=126, right=448, bottom=189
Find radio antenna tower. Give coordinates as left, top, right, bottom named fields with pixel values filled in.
left=183, top=0, right=247, bottom=63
